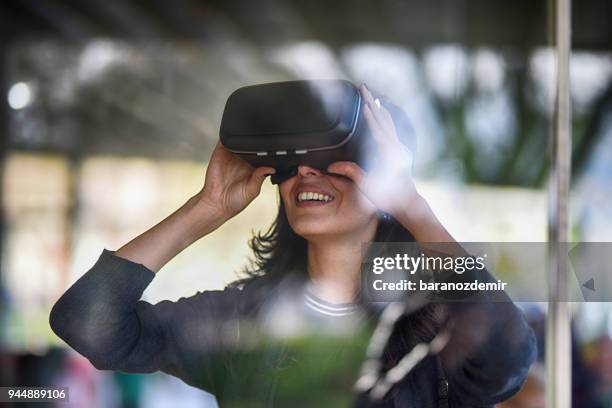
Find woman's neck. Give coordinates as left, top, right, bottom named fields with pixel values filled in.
left=306, top=223, right=377, bottom=304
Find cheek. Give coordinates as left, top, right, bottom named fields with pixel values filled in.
left=332, top=182, right=377, bottom=217
left=341, top=197, right=377, bottom=223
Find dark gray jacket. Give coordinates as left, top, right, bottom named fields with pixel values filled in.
left=50, top=250, right=536, bottom=407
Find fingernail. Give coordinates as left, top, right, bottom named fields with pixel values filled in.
left=374, top=98, right=382, bottom=109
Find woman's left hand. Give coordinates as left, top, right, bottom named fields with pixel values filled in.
left=327, top=84, right=422, bottom=221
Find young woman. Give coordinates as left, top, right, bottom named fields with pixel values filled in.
left=50, top=84, right=536, bottom=407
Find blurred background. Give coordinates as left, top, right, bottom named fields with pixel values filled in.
left=0, top=0, right=611, bottom=407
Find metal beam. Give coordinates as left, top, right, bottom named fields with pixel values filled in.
left=546, top=0, right=572, bottom=406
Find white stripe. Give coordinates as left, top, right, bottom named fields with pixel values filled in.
left=304, top=293, right=358, bottom=312
left=304, top=300, right=356, bottom=317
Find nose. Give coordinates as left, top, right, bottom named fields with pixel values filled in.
left=297, top=165, right=323, bottom=178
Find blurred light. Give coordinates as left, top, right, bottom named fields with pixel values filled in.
left=423, top=45, right=469, bottom=101
left=575, top=112, right=612, bottom=241
left=7, top=82, right=33, bottom=110
left=341, top=43, right=444, bottom=170
left=528, top=48, right=555, bottom=115
left=571, top=52, right=612, bottom=112
left=466, top=90, right=516, bottom=157
left=2, top=153, right=70, bottom=351
left=473, top=49, right=506, bottom=93
left=526, top=50, right=612, bottom=115
left=342, top=43, right=421, bottom=98
left=270, top=41, right=345, bottom=78
left=78, top=40, right=124, bottom=82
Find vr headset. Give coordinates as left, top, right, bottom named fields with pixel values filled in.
left=219, top=79, right=413, bottom=184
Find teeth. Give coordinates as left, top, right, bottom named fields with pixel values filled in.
left=297, top=192, right=333, bottom=202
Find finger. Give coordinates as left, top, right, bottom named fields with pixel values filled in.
left=371, top=100, right=395, bottom=136
left=377, top=105, right=399, bottom=140
left=360, top=87, right=404, bottom=153
left=259, top=166, right=276, bottom=175
left=327, top=161, right=367, bottom=188
left=361, top=88, right=385, bottom=129
left=246, top=166, right=276, bottom=197
left=360, top=83, right=376, bottom=107
left=363, top=103, right=388, bottom=146
left=372, top=101, right=397, bottom=138
left=360, top=84, right=389, bottom=128
left=364, top=105, right=400, bottom=162
left=361, top=85, right=398, bottom=141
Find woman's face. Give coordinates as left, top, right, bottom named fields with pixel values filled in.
left=279, top=165, right=379, bottom=240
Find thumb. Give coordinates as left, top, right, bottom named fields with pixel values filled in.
left=246, top=166, right=275, bottom=198
left=327, top=161, right=367, bottom=189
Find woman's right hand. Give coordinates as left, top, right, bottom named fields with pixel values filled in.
left=197, top=142, right=275, bottom=221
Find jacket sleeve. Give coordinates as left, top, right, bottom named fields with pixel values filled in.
left=49, top=249, right=241, bottom=378
left=438, top=268, right=537, bottom=406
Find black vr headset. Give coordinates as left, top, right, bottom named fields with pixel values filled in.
left=219, top=79, right=414, bottom=184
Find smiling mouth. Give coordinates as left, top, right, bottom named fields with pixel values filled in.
left=296, top=191, right=335, bottom=205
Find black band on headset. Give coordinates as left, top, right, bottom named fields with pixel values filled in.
left=269, top=166, right=354, bottom=185
left=270, top=167, right=298, bottom=185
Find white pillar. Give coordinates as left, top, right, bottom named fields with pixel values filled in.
left=546, top=0, right=572, bottom=406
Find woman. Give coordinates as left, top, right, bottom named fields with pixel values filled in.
left=50, top=84, right=535, bottom=407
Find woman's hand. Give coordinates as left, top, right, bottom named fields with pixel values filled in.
left=198, top=142, right=275, bottom=220
left=113, top=143, right=273, bottom=272
left=327, top=84, right=422, bottom=223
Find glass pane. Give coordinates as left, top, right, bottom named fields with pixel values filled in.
left=0, top=1, right=608, bottom=407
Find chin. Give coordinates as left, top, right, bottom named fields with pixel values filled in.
left=289, top=217, right=339, bottom=239
left=289, top=215, right=373, bottom=241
